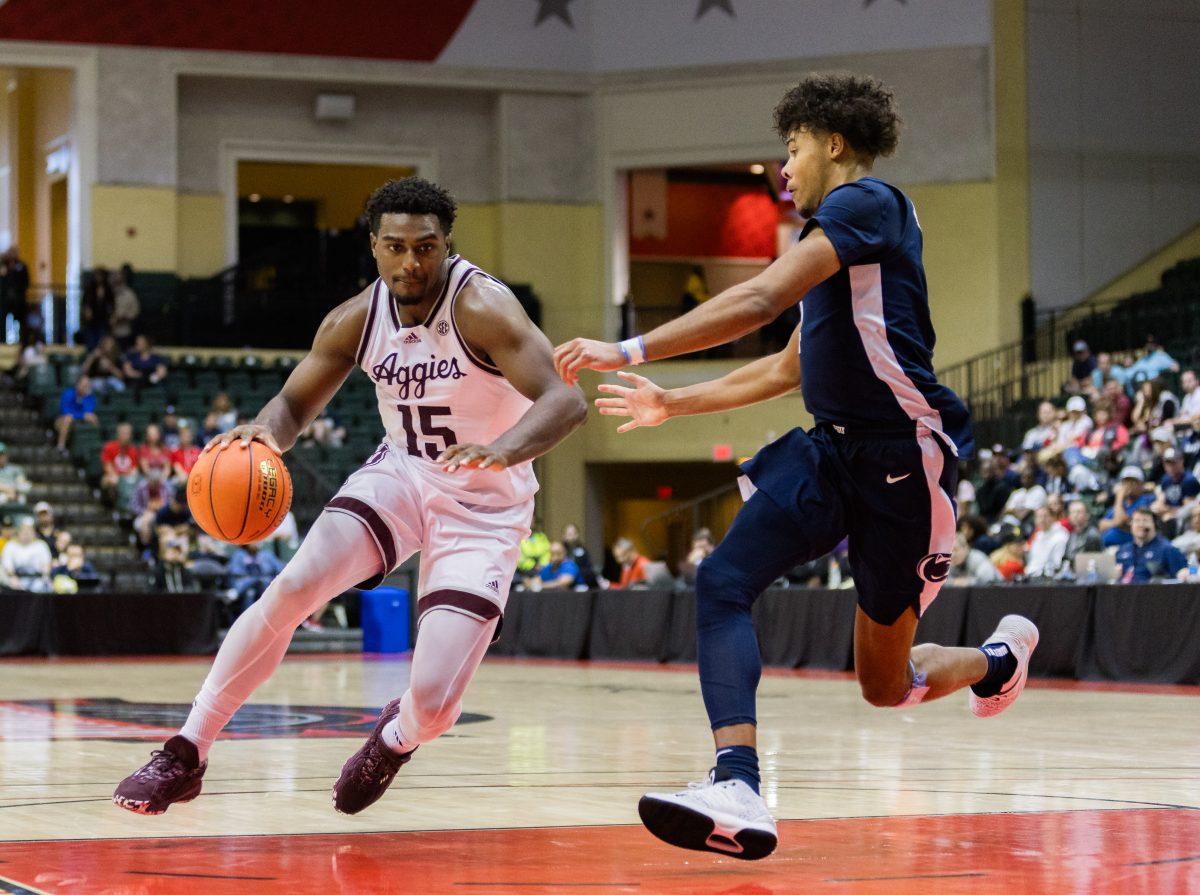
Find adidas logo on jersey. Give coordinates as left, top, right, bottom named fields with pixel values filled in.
left=403, top=332, right=421, bottom=345
left=485, top=579, right=500, bottom=593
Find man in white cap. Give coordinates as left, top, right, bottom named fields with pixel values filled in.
left=1099, top=465, right=1155, bottom=548
left=1045, top=395, right=1092, bottom=460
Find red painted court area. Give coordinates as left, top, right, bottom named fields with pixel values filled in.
left=1, top=809, right=1196, bottom=895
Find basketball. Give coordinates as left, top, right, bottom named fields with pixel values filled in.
left=186, top=441, right=293, bottom=545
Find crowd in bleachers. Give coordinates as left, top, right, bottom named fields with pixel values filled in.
left=950, top=335, right=1200, bottom=584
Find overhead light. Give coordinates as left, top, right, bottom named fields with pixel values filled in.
left=282, top=195, right=294, bottom=204
left=749, top=163, right=765, bottom=175
left=248, top=193, right=261, bottom=203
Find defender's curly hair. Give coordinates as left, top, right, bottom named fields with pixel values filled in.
left=773, top=74, right=900, bottom=158
left=365, top=177, right=457, bottom=235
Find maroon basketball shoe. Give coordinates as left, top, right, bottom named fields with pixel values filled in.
left=333, top=698, right=416, bottom=815
left=112, top=735, right=207, bottom=815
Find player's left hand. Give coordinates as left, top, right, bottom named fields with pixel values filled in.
left=438, top=443, right=510, bottom=473
left=553, top=338, right=625, bottom=386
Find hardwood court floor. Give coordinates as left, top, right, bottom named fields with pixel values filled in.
left=0, top=654, right=1196, bottom=894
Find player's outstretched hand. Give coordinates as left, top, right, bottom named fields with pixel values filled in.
left=438, top=443, right=509, bottom=473
left=205, top=424, right=282, bottom=455
left=595, top=371, right=669, bottom=434
left=553, top=338, right=625, bottom=386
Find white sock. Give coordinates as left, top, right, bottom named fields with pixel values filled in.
left=380, top=719, right=416, bottom=755
left=178, top=512, right=385, bottom=761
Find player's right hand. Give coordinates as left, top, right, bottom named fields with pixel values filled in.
left=205, top=424, right=282, bottom=455
left=595, top=371, right=669, bottom=433
left=553, top=338, right=625, bottom=386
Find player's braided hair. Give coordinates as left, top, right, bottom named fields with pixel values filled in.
left=366, top=177, right=457, bottom=235
left=773, top=74, right=900, bottom=158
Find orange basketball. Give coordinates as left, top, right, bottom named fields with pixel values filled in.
left=187, top=441, right=293, bottom=545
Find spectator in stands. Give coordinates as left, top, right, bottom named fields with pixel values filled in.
left=159, top=406, right=183, bottom=449
left=170, top=422, right=201, bottom=486
left=109, top=267, right=140, bottom=349
left=948, top=531, right=1001, bottom=585
left=1079, top=402, right=1129, bottom=461
left=187, top=532, right=231, bottom=592
left=1102, top=378, right=1133, bottom=427
left=678, top=528, right=715, bottom=586
left=1151, top=447, right=1198, bottom=534
left=1130, top=378, right=1178, bottom=436
left=1129, top=335, right=1179, bottom=384
left=613, top=537, right=649, bottom=588
left=0, top=442, right=31, bottom=505
left=13, top=333, right=46, bottom=382
left=100, top=421, right=141, bottom=507
left=1175, top=369, right=1200, bottom=427
left=299, top=409, right=346, bottom=449
left=1041, top=456, right=1071, bottom=498
left=1066, top=340, right=1097, bottom=394
left=80, top=267, right=114, bottom=350
left=228, top=541, right=285, bottom=613
left=1064, top=500, right=1103, bottom=566
left=54, top=374, right=98, bottom=451
left=1021, top=401, right=1059, bottom=453
left=138, top=423, right=172, bottom=479
left=989, top=536, right=1026, bottom=581
left=1043, top=395, right=1092, bottom=460
left=1090, top=352, right=1129, bottom=396
left=122, top=334, right=167, bottom=389
left=51, top=543, right=100, bottom=591
left=1, top=246, right=30, bottom=339
left=975, top=451, right=1016, bottom=520
left=1024, top=505, right=1070, bottom=579
left=80, top=334, right=126, bottom=393
left=517, top=529, right=551, bottom=576
left=561, top=523, right=598, bottom=588
left=130, top=470, right=174, bottom=547
left=1100, top=466, right=1156, bottom=548
left=0, top=519, right=52, bottom=592
left=1003, top=465, right=1047, bottom=525
left=158, top=523, right=193, bottom=593
left=526, top=541, right=582, bottom=591
left=32, top=501, right=61, bottom=551
left=1171, top=508, right=1200, bottom=557
left=204, top=392, right=238, bottom=438
left=155, top=490, right=191, bottom=553
left=958, top=515, right=1000, bottom=554
left=1116, top=508, right=1186, bottom=583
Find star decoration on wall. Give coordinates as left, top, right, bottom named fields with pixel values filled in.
left=696, top=0, right=736, bottom=20
left=535, top=0, right=575, bottom=28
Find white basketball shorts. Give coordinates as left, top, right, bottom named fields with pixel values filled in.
left=321, top=441, right=533, bottom=627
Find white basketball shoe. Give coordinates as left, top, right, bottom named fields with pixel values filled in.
left=969, top=614, right=1040, bottom=718
left=639, top=770, right=778, bottom=860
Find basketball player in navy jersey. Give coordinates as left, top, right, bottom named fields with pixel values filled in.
left=556, top=75, right=1038, bottom=859
left=114, top=178, right=586, bottom=815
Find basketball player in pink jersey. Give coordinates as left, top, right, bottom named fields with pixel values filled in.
left=113, top=178, right=587, bottom=815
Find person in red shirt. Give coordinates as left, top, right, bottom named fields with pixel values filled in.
left=138, top=423, right=171, bottom=479
left=100, top=421, right=140, bottom=505
left=613, top=537, right=649, bottom=589
left=170, top=422, right=202, bottom=486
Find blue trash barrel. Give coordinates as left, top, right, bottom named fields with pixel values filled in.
left=360, top=587, right=410, bottom=653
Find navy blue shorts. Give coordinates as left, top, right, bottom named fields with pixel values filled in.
left=734, top=423, right=958, bottom=626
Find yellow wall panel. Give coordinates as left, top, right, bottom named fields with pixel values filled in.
left=903, top=180, right=1002, bottom=369
left=91, top=185, right=177, bottom=271
left=1085, top=223, right=1200, bottom=306
left=176, top=193, right=226, bottom=278
left=452, top=203, right=500, bottom=273
left=237, top=161, right=414, bottom=230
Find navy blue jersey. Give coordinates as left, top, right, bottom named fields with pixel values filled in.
left=798, top=177, right=974, bottom=457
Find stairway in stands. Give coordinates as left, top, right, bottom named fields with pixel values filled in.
left=0, top=379, right=147, bottom=588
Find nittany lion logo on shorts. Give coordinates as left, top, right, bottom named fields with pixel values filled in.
left=917, top=552, right=952, bottom=583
